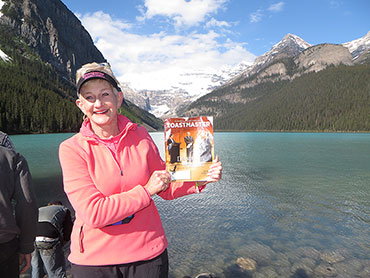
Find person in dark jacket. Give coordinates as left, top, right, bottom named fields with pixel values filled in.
left=167, top=134, right=180, bottom=163
left=31, top=201, right=73, bottom=278
left=0, top=131, right=38, bottom=278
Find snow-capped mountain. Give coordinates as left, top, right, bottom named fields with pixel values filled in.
left=342, top=31, right=370, bottom=60
left=222, top=33, right=311, bottom=87
left=124, top=31, right=370, bottom=118
left=246, top=33, right=311, bottom=78
left=125, top=34, right=310, bottom=118
left=124, top=59, right=253, bottom=118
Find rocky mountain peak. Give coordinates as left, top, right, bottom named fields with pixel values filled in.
left=280, top=33, right=312, bottom=50
left=260, top=33, right=311, bottom=61
left=246, top=33, right=311, bottom=77
left=0, top=0, right=105, bottom=81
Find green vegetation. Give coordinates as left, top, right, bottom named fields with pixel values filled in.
left=0, top=54, right=82, bottom=134
left=188, top=64, right=370, bottom=132
left=0, top=25, right=81, bottom=134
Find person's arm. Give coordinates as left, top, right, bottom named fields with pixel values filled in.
left=19, top=253, right=31, bottom=274
left=13, top=153, right=38, bottom=255
left=59, top=140, right=152, bottom=228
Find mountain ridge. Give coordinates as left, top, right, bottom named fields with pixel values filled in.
left=128, top=31, right=370, bottom=118
left=176, top=33, right=370, bottom=132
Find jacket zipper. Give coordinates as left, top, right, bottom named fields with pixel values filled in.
left=114, top=122, right=135, bottom=177
left=106, top=147, right=123, bottom=176
left=113, top=124, right=134, bottom=176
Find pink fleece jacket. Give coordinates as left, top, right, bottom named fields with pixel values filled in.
left=59, top=115, right=200, bottom=266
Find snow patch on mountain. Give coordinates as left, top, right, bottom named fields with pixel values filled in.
left=166, top=60, right=254, bottom=97
left=0, top=48, right=11, bottom=62
left=0, top=0, right=4, bottom=17
left=342, top=31, right=370, bottom=60
left=284, top=33, right=312, bottom=49
left=125, top=58, right=254, bottom=118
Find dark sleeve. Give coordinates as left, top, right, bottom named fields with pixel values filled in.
left=14, top=153, right=38, bottom=254
left=62, top=209, right=73, bottom=242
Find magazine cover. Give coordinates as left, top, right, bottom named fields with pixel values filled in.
left=164, top=116, right=214, bottom=181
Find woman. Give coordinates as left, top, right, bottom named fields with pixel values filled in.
left=59, top=62, right=222, bottom=278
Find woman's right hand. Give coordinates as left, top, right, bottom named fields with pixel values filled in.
left=144, top=170, right=171, bottom=196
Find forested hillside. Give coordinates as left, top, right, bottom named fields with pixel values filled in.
left=0, top=24, right=80, bottom=134
left=0, top=25, right=162, bottom=134
left=186, top=64, right=370, bottom=131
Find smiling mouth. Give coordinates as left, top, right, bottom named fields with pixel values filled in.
left=94, top=110, right=109, bottom=114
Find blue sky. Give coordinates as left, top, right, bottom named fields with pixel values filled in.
left=60, top=0, right=370, bottom=91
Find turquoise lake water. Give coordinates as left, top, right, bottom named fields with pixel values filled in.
left=10, top=132, right=370, bottom=278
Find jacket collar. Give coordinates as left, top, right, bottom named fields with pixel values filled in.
left=80, top=115, right=137, bottom=142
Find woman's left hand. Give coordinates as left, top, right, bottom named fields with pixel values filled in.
left=205, top=155, right=223, bottom=184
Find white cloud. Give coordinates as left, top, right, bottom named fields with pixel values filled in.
left=268, top=2, right=284, bottom=12
left=250, top=9, right=263, bottom=23
left=79, top=11, right=255, bottom=92
left=250, top=2, right=284, bottom=23
left=206, top=17, right=231, bottom=28
left=140, top=0, right=228, bottom=27
left=76, top=11, right=132, bottom=34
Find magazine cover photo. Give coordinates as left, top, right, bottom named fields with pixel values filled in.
left=164, top=116, right=214, bottom=181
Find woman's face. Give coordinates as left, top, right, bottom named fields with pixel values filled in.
left=76, top=79, right=123, bottom=129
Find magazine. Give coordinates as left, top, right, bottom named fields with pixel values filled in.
left=164, top=116, right=214, bottom=181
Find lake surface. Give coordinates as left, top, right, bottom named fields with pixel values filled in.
left=11, top=132, right=370, bottom=278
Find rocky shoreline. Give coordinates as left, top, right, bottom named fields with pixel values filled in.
left=221, top=244, right=370, bottom=278
left=20, top=242, right=370, bottom=277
